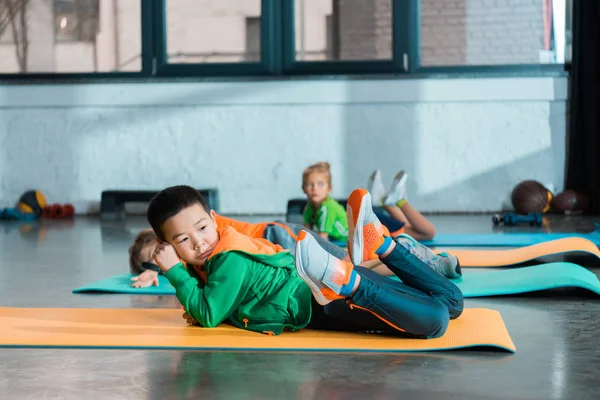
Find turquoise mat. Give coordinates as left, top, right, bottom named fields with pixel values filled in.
left=450, top=262, right=600, bottom=297
left=420, top=231, right=600, bottom=247
left=73, top=262, right=600, bottom=298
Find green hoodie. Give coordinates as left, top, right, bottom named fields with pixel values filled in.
left=163, top=226, right=313, bottom=335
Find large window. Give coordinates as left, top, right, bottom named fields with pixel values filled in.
left=0, top=0, right=144, bottom=74
left=294, top=0, right=393, bottom=62
left=164, top=0, right=261, bottom=64
left=0, top=0, right=571, bottom=79
left=420, top=0, right=569, bottom=67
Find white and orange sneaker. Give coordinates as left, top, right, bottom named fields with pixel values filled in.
left=346, top=188, right=391, bottom=265
left=295, top=230, right=357, bottom=306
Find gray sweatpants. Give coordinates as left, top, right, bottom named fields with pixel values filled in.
left=262, top=221, right=348, bottom=260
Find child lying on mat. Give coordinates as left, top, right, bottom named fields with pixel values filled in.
left=146, top=185, right=464, bottom=338
left=301, top=162, right=437, bottom=242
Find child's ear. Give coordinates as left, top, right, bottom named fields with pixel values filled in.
left=210, top=210, right=217, bottom=227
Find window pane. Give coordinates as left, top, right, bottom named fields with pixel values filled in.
left=294, top=0, right=393, bottom=61
left=420, top=0, right=570, bottom=66
left=0, top=0, right=142, bottom=73
left=165, top=0, right=262, bottom=64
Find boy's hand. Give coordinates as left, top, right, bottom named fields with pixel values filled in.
left=153, top=241, right=180, bottom=272
left=131, top=269, right=159, bottom=288
left=182, top=312, right=198, bottom=326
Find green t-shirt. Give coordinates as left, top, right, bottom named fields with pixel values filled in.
left=303, top=196, right=348, bottom=241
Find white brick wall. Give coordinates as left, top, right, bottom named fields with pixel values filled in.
left=421, top=0, right=544, bottom=66
left=338, top=0, right=393, bottom=60
left=335, top=0, right=544, bottom=66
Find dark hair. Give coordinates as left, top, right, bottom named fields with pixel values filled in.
left=128, top=229, right=158, bottom=274
left=147, top=185, right=210, bottom=241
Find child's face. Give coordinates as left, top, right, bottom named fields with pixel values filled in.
left=161, top=204, right=219, bottom=267
left=303, top=172, right=330, bottom=204
left=141, top=241, right=158, bottom=263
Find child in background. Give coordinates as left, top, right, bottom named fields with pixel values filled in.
left=367, top=169, right=437, bottom=241
left=302, top=162, right=349, bottom=242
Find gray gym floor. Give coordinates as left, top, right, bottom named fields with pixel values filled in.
left=0, top=214, right=599, bottom=399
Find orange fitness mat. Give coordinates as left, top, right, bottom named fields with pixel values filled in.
left=437, top=237, right=600, bottom=267
left=0, top=307, right=515, bottom=353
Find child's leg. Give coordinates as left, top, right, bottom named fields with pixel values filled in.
left=394, top=233, right=461, bottom=279
left=295, top=232, right=454, bottom=338
left=373, top=207, right=406, bottom=234
left=383, top=171, right=436, bottom=240
left=384, top=202, right=436, bottom=240
left=264, top=221, right=349, bottom=260
left=348, top=189, right=463, bottom=313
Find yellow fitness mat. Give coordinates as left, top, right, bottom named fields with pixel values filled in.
left=0, top=307, right=515, bottom=353
left=438, top=237, right=600, bottom=267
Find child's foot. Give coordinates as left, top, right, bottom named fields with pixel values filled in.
left=295, top=230, right=358, bottom=306
left=366, top=169, right=386, bottom=206
left=395, top=233, right=462, bottom=279
left=346, top=189, right=393, bottom=265
left=383, top=171, right=408, bottom=206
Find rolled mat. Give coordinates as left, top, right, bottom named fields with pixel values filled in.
left=73, top=262, right=600, bottom=298
left=0, top=307, right=515, bottom=353
left=440, top=237, right=600, bottom=267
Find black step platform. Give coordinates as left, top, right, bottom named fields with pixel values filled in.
left=286, top=198, right=348, bottom=222
left=101, top=188, right=219, bottom=220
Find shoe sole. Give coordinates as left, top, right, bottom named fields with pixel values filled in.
left=384, top=171, right=407, bottom=206
left=294, top=234, right=331, bottom=306
left=366, top=170, right=380, bottom=193
left=347, top=190, right=370, bottom=266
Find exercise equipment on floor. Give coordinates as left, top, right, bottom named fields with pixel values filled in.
left=453, top=263, right=600, bottom=298
left=492, top=212, right=543, bottom=226
left=41, top=203, right=75, bottom=219
left=100, top=188, right=219, bottom=220
left=441, top=237, right=600, bottom=267
left=551, top=190, right=590, bottom=214
left=1, top=190, right=47, bottom=221
left=511, top=180, right=553, bottom=214
left=420, top=226, right=600, bottom=247
left=0, top=307, right=515, bottom=353
left=72, top=261, right=600, bottom=298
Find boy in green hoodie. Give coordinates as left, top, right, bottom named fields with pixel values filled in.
left=148, top=185, right=463, bottom=338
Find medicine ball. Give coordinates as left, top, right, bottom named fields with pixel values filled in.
left=511, top=180, right=552, bottom=214
left=551, top=190, right=590, bottom=214
left=16, top=190, right=47, bottom=216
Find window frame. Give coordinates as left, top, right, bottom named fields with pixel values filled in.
left=0, top=0, right=569, bottom=82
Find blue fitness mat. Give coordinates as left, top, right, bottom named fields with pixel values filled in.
left=331, top=224, right=600, bottom=248
left=73, top=262, right=600, bottom=298
left=420, top=224, right=600, bottom=248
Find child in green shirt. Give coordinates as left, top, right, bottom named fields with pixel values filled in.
left=302, top=162, right=349, bottom=242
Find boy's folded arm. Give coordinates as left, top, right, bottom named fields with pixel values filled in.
left=163, top=254, right=251, bottom=328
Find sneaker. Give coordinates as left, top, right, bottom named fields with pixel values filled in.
left=346, top=189, right=390, bottom=265
left=295, top=230, right=355, bottom=306
left=366, top=169, right=386, bottom=206
left=383, top=171, right=408, bottom=206
left=395, top=233, right=462, bottom=279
